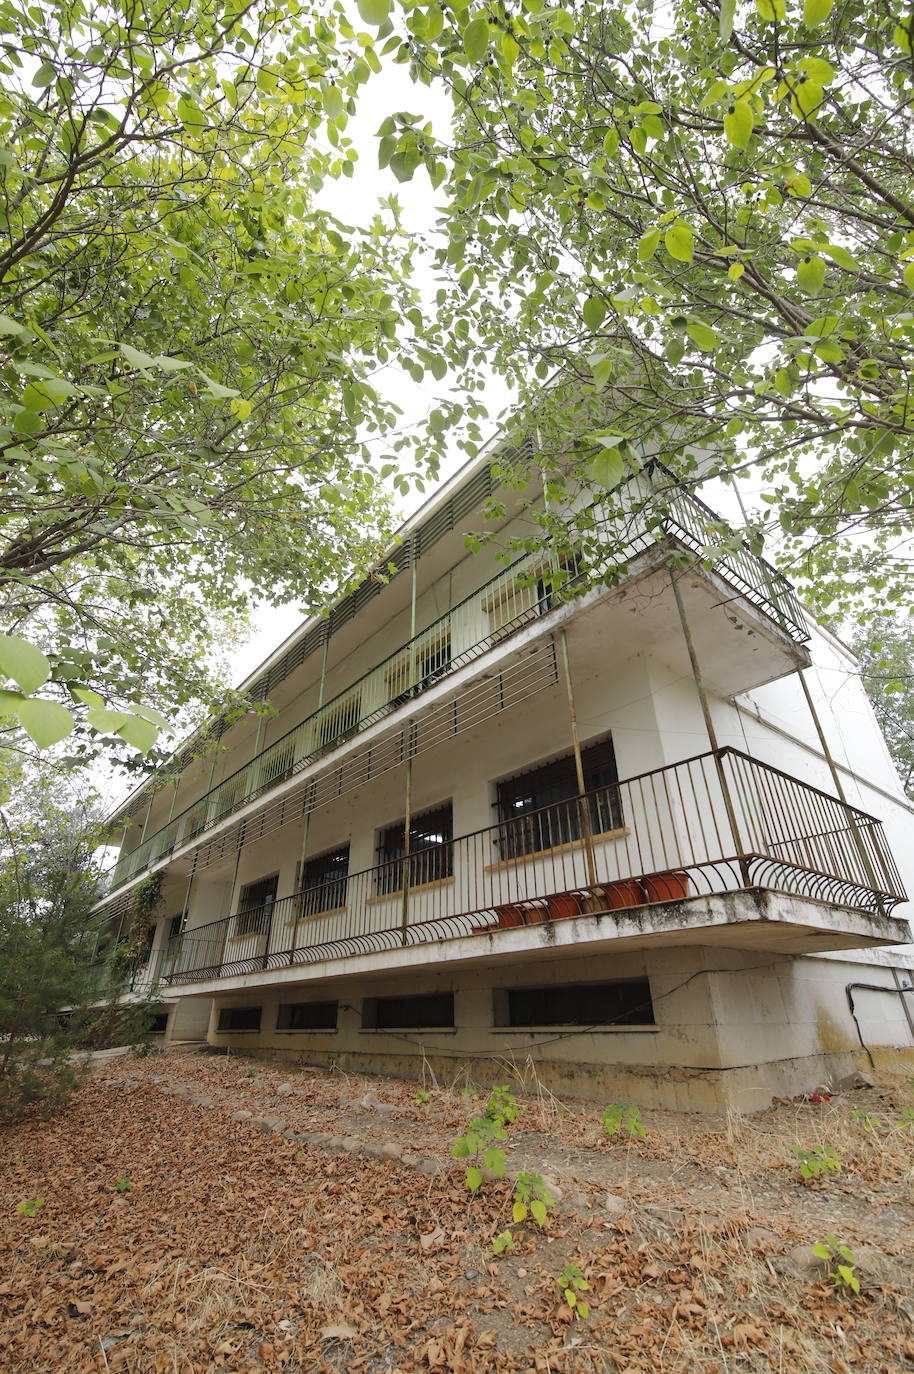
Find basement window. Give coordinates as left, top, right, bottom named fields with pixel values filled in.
left=276, top=1001, right=338, bottom=1031
left=494, top=738, right=622, bottom=860
left=495, top=978, right=654, bottom=1028
left=217, top=1005, right=263, bottom=1032
left=363, top=992, right=454, bottom=1030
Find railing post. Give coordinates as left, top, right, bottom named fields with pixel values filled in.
left=669, top=568, right=751, bottom=885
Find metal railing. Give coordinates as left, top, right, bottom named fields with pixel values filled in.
left=111, top=474, right=808, bottom=892
left=154, top=747, right=904, bottom=987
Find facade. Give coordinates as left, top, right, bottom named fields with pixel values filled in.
left=95, top=448, right=914, bottom=1111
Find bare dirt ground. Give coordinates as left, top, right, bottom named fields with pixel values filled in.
left=1, top=1050, right=913, bottom=1374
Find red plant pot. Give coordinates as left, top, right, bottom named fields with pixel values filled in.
left=495, top=904, right=524, bottom=929
left=547, top=892, right=582, bottom=921
left=602, top=878, right=647, bottom=910
left=643, top=871, right=691, bottom=903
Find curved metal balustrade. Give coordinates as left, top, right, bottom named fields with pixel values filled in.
left=154, top=748, right=905, bottom=989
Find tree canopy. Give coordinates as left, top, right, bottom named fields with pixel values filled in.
left=0, top=0, right=483, bottom=768
left=378, top=0, right=914, bottom=613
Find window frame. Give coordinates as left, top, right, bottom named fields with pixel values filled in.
left=375, top=802, right=454, bottom=895
left=299, top=844, right=350, bottom=918
left=494, top=738, right=622, bottom=861
left=234, top=873, right=278, bottom=937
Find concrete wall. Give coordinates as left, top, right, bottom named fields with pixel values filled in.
left=195, top=944, right=914, bottom=1112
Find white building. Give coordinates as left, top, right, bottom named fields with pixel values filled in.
left=95, top=446, right=914, bottom=1111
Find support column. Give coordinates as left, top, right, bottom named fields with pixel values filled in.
left=559, top=628, right=597, bottom=889
left=669, top=567, right=750, bottom=885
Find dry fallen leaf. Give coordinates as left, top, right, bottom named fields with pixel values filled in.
left=321, top=1322, right=358, bottom=1341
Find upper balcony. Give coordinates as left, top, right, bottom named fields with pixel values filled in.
left=106, top=465, right=810, bottom=894
left=149, top=746, right=908, bottom=995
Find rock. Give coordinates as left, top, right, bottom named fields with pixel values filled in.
left=835, top=1070, right=875, bottom=1092
left=357, top=1092, right=397, bottom=1115
left=604, top=1194, right=628, bottom=1219
left=540, top=1175, right=563, bottom=1202
left=416, top=1157, right=443, bottom=1175
left=786, top=1244, right=831, bottom=1281
left=189, top=1095, right=216, bottom=1108
left=381, top=1142, right=403, bottom=1161
left=231, top=1110, right=253, bottom=1122
left=360, top=1142, right=385, bottom=1158
left=853, top=1245, right=907, bottom=1288
left=400, top=1151, right=420, bottom=1167
left=276, top=1083, right=294, bottom=1096
left=327, top=1136, right=347, bottom=1150
left=253, top=1116, right=287, bottom=1136
left=342, top=1136, right=362, bottom=1152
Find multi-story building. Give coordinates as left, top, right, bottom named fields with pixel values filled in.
left=94, top=445, right=914, bottom=1111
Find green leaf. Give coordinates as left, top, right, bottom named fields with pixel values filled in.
left=582, top=296, right=607, bottom=330
left=357, top=0, right=390, bottom=23
left=638, top=228, right=661, bottom=262
left=86, top=706, right=132, bottom=734
left=591, top=450, right=625, bottom=490
left=792, top=80, right=823, bottom=116
left=723, top=101, right=753, bottom=149
left=17, top=697, right=74, bottom=748
left=32, top=63, right=56, bottom=88
left=463, top=14, right=490, bottom=63
left=0, top=314, right=27, bottom=336
left=70, top=687, right=105, bottom=709
left=664, top=221, right=694, bottom=263
left=0, top=635, right=50, bottom=693
left=119, top=343, right=158, bottom=369
left=728, top=262, right=745, bottom=280
left=797, top=255, right=826, bottom=294
left=803, top=0, right=833, bottom=22
left=719, top=0, right=736, bottom=40
left=466, top=1165, right=483, bottom=1193
left=512, top=1200, right=528, bottom=1223
left=686, top=320, right=721, bottom=351
left=116, top=714, right=159, bottom=753
left=805, top=315, right=841, bottom=338
left=530, top=1198, right=548, bottom=1226
left=756, top=0, right=785, bottom=18
left=0, top=688, right=24, bottom=716
left=904, top=262, right=914, bottom=292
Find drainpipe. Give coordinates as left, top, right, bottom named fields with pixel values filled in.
left=669, top=567, right=750, bottom=886
left=559, top=628, right=597, bottom=889
left=845, top=979, right=914, bottom=1069
left=401, top=541, right=418, bottom=945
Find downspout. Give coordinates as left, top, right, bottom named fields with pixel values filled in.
left=558, top=628, right=598, bottom=889
left=401, top=540, right=418, bottom=945
left=845, top=979, right=914, bottom=1070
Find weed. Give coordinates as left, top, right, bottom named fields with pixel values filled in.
left=811, top=1234, right=861, bottom=1296
left=556, top=1263, right=590, bottom=1319
left=513, top=1170, right=554, bottom=1227
left=898, top=1107, right=914, bottom=1130
left=792, top=1143, right=841, bottom=1183
left=15, top=1199, right=44, bottom=1218
left=492, top=1229, right=515, bottom=1255
left=114, top=1177, right=134, bottom=1193
left=600, top=1101, right=646, bottom=1140
left=412, top=1089, right=430, bottom=1107
left=452, top=1085, right=520, bottom=1193
left=852, top=1109, right=882, bottom=1132
left=246, top=1067, right=259, bottom=1079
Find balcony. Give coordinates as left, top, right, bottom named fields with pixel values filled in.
left=153, top=747, right=906, bottom=989
left=109, top=468, right=809, bottom=893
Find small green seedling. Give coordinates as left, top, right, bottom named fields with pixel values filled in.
left=898, top=1107, right=914, bottom=1130
left=114, top=1177, right=133, bottom=1193
left=246, top=1067, right=259, bottom=1079
left=556, top=1263, right=590, bottom=1319
left=413, top=1089, right=430, bottom=1107
left=600, top=1101, right=646, bottom=1140
left=16, top=1199, right=44, bottom=1218
left=513, top=1171, right=554, bottom=1227
left=792, top=1144, right=841, bottom=1183
left=452, top=1085, right=520, bottom=1193
left=492, top=1229, right=515, bottom=1255
left=852, top=1109, right=882, bottom=1133
left=811, top=1234, right=861, bottom=1296
left=487, top=1084, right=519, bottom=1125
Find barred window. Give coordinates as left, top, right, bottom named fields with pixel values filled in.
left=496, top=979, right=653, bottom=1028
left=376, top=803, right=453, bottom=894
left=495, top=738, right=621, bottom=859
left=277, top=1001, right=338, bottom=1030
left=217, top=1005, right=262, bottom=1032
left=363, top=992, right=454, bottom=1029
left=235, top=874, right=277, bottom=936
left=300, top=845, right=349, bottom=917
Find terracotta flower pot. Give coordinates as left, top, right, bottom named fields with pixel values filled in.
left=495, top=904, right=524, bottom=929
left=547, top=892, right=582, bottom=921
left=601, top=878, right=647, bottom=910
left=643, top=871, right=691, bottom=903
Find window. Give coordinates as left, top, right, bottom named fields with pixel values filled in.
left=317, top=689, right=362, bottom=750
left=376, top=803, right=453, bottom=894
left=168, top=913, right=184, bottom=942
left=495, top=738, right=621, bottom=859
left=385, top=628, right=452, bottom=707
left=149, top=1011, right=170, bottom=1035
left=299, top=845, right=349, bottom=917
left=234, top=874, right=278, bottom=936
left=277, top=1000, right=338, bottom=1030
left=217, top=1005, right=263, bottom=1032
left=496, top=979, right=653, bottom=1028
left=363, top=992, right=454, bottom=1029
